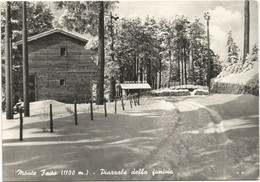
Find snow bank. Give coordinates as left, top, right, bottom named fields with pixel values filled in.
left=211, top=62, right=259, bottom=96
left=214, top=62, right=258, bottom=84
left=149, top=89, right=191, bottom=96
left=30, top=100, right=66, bottom=109
left=193, top=89, right=209, bottom=95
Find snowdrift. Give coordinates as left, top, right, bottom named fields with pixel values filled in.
left=193, top=89, right=209, bottom=95
left=149, top=89, right=191, bottom=96
left=211, top=62, right=259, bottom=96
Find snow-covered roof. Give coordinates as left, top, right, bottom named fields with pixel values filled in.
left=120, top=83, right=151, bottom=90
left=14, top=29, right=89, bottom=46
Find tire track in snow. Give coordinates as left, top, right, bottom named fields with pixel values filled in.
left=127, top=101, right=181, bottom=180
left=176, top=100, right=228, bottom=180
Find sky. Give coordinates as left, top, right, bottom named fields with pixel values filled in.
left=50, top=0, right=259, bottom=59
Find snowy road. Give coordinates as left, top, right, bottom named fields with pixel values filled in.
left=173, top=99, right=228, bottom=180
left=129, top=95, right=258, bottom=180
left=165, top=95, right=258, bottom=180
left=128, top=97, right=229, bottom=180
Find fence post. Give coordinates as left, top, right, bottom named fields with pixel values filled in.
left=115, top=97, right=117, bottom=114
left=90, top=99, right=93, bottom=120
left=104, top=98, right=107, bottom=117
left=19, top=108, right=23, bottom=141
left=133, top=95, right=137, bottom=106
left=121, top=97, right=125, bottom=110
left=50, top=104, right=53, bottom=133
left=129, top=96, right=132, bottom=108
left=74, top=101, right=78, bottom=125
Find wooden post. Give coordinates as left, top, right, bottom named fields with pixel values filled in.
left=104, top=98, right=107, bottom=117
left=19, top=108, right=23, bottom=141
left=133, top=95, right=137, bottom=106
left=90, top=99, right=93, bottom=120
left=50, top=104, right=53, bottom=133
left=129, top=97, right=132, bottom=108
left=74, top=101, right=78, bottom=125
left=121, top=97, right=125, bottom=110
left=135, top=94, right=139, bottom=106
left=115, top=97, right=117, bottom=114
left=138, top=91, right=140, bottom=105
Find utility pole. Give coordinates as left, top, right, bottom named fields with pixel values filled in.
left=23, top=2, right=29, bottom=116
left=96, top=1, right=105, bottom=105
left=108, top=12, right=118, bottom=102
left=243, top=0, right=250, bottom=63
left=204, top=12, right=211, bottom=90
left=5, top=2, right=13, bottom=119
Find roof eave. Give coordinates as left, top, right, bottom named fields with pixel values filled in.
left=14, top=29, right=89, bottom=46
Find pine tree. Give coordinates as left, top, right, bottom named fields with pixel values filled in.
left=54, top=2, right=117, bottom=36
left=227, top=31, right=240, bottom=63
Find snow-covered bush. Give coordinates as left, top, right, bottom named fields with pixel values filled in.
left=149, top=89, right=191, bottom=96
left=193, top=89, right=209, bottom=95
left=217, top=44, right=258, bottom=78
left=242, top=45, right=258, bottom=72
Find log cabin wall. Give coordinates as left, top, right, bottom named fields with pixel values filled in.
left=19, top=32, right=97, bottom=103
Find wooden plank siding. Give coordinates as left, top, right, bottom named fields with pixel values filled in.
left=19, top=32, right=97, bottom=103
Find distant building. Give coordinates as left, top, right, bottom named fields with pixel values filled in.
left=14, top=29, right=97, bottom=103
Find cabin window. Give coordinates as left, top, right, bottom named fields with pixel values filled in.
left=60, top=47, right=67, bottom=56
left=60, top=79, right=66, bottom=86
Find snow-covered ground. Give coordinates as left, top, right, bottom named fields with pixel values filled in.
left=1, top=94, right=259, bottom=180
left=171, top=94, right=259, bottom=180
left=2, top=98, right=179, bottom=181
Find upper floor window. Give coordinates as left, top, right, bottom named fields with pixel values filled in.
left=60, top=47, right=67, bottom=56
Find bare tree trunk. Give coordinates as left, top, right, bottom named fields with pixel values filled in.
left=159, top=59, right=161, bottom=88
left=136, top=57, right=139, bottom=82
left=181, top=52, right=184, bottom=85
left=143, top=63, right=145, bottom=83
left=199, top=68, right=202, bottom=85
left=190, top=35, right=195, bottom=83
left=129, top=64, right=132, bottom=81
left=206, top=20, right=211, bottom=89
left=147, top=59, right=151, bottom=85
left=109, top=76, right=115, bottom=101
left=96, top=1, right=105, bottom=105
left=243, top=0, right=250, bottom=63
left=119, top=66, right=124, bottom=83
left=184, top=45, right=187, bottom=85
left=168, top=50, right=172, bottom=88
left=155, top=74, right=157, bottom=89
left=133, top=55, right=136, bottom=81
left=140, top=58, right=143, bottom=82
left=5, top=2, right=13, bottom=119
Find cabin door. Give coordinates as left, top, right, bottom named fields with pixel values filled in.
left=29, top=75, right=36, bottom=102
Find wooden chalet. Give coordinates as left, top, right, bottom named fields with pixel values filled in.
left=14, top=29, right=97, bottom=103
